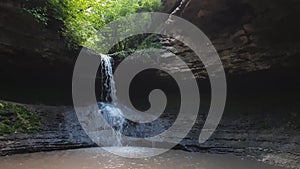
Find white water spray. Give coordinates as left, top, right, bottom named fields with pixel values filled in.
left=99, top=54, right=124, bottom=146
left=100, top=54, right=117, bottom=102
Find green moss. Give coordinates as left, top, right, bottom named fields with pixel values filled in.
left=0, top=101, right=41, bottom=134
left=23, top=7, right=49, bottom=25
left=109, top=33, right=162, bottom=58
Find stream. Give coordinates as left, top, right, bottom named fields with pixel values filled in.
left=0, top=147, right=288, bottom=169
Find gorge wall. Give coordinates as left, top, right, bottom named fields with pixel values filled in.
left=0, top=1, right=299, bottom=167
left=157, top=0, right=300, bottom=125
left=161, top=0, right=300, bottom=75
left=1, top=0, right=300, bottom=105
left=0, top=0, right=78, bottom=105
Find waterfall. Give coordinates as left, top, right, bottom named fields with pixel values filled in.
left=166, top=0, right=189, bottom=24
left=99, top=54, right=125, bottom=146
left=100, top=54, right=117, bottom=102
left=97, top=54, right=166, bottom=147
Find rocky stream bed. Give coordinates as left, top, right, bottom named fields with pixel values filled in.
left=0, top=101, right=299, bottom=168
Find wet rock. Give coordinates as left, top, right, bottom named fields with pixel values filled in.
left=0, top=103, right=95, bottom=156
left=231, top=30, right=247, bottom=39
left=243, top=24, right=255, bottom=33
left=162, top=46, right=179, bottom=54
left=160, top=52, right=176, bottom=62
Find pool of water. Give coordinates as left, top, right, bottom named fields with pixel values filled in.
left=0, top=147, right=287, bottom=169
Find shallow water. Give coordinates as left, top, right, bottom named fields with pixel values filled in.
left=0, top=147, right=287, bottom=169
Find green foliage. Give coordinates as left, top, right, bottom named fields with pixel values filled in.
left=112, top=50, right=134, bottom=59
left=138, top=34, right=162, bottom=50
left=108, top=33, right=162, bottom=55
left=46, top=0, right=162, bottom=47
left=0, top=101, right=41, bottom=134
left=23, top=6, right=49, bottom=25
left=23, top=0, right=162, bottom=54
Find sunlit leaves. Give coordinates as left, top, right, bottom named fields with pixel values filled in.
left=47, top=0, right=162, bottom=47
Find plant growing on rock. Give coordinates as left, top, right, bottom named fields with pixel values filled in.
left=0, top=101, right=41, bottom=134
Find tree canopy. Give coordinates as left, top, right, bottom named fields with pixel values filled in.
left=46, top=0, right=162, bottom=47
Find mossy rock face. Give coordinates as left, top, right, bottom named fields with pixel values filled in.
left=0, top=101, right=41, bottom=134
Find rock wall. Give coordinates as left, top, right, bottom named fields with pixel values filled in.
left=0, top=100, right=298, bottom=168
left=156, top=1, right=300, bottom=168
left=0, top=1, right=78, bottom=105
left=163, top=0, right=300, bottom=76
left=1, top=0, right=300, bottom=105
left=0, top=103, right=95, bottom=155
left=0, top=1, right=299, bottom=167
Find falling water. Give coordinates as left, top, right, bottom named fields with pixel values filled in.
left=99, top=54, right=124, bottom=146
left=100, top=54, right=117, bottom=102
left=97, top=54, right=167, bottom=147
